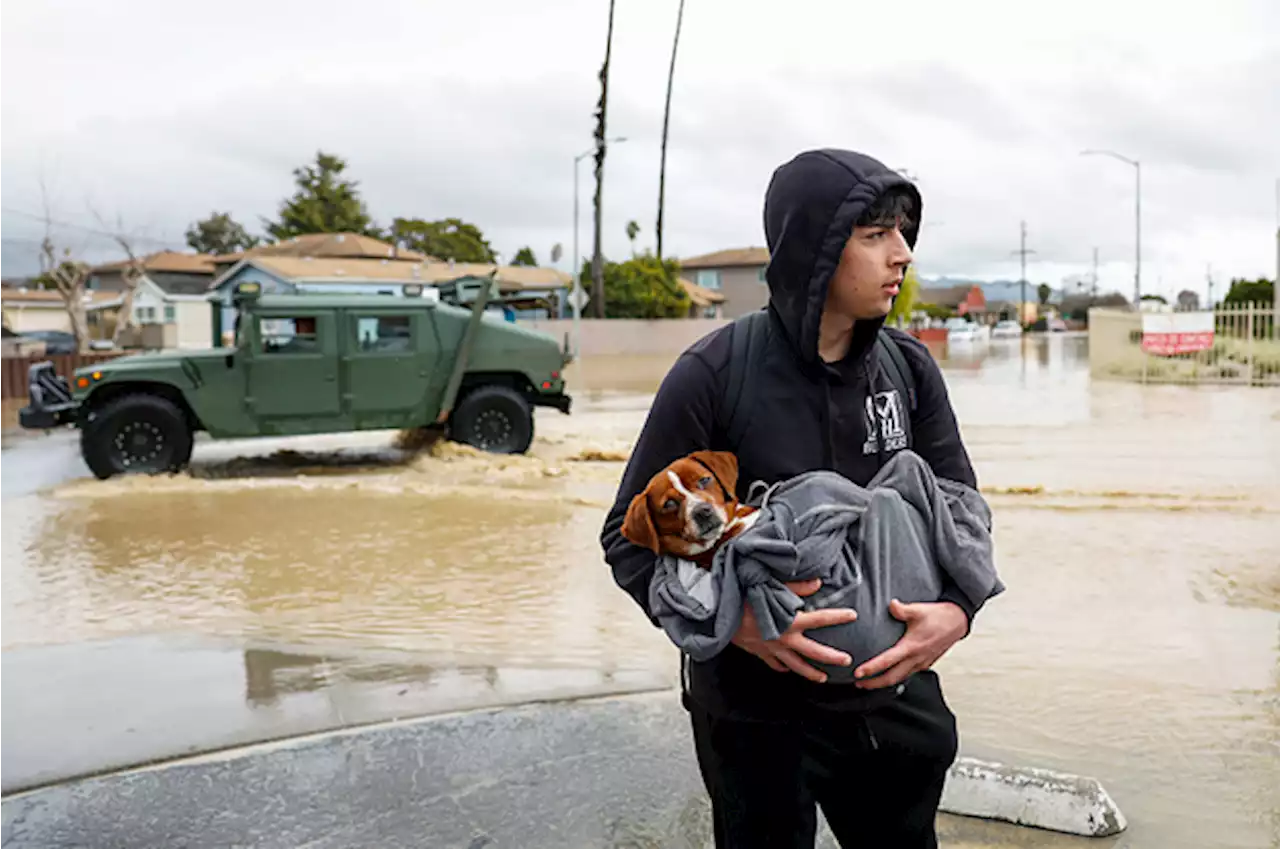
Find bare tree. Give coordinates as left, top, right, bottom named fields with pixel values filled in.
left=88, top=206, right=149, bottom=347
left=37, top=183, right=93, bottom=353
left=108, top=232, right=146, bottom=347
left=39, top=238, right=92, bottom=353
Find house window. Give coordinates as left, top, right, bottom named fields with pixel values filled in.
left=164, top=305, right=176, bottom=322
left=354, top=315, right=412, bottom=353
left=260, top=316, right=320, bottom=354
left=758, top=267, right=767, bottom=283
left=696, top=270, right=721, bottom=290
left=135, top=306, right=157, bottom=324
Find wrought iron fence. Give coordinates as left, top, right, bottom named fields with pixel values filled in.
left=1088, top=302, right=1280, bottom=386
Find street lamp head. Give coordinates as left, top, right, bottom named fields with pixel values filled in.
left=1081, top=149, right=1138, bottom=167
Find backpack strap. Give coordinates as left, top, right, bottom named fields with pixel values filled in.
left=720, top=316, right=916, bottom=452
left=875, top=328, right=917, bottom=415
left=720, top=309, right=770, bottom=449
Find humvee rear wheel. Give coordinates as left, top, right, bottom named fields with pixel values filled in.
left=81, top=394, right=194, bottom=480
left=450, top=385, right=533, bottom=454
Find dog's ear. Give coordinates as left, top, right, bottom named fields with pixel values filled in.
left=690, top=450, right=739, bottom=500
left=622, top=490, right=661, bottom=554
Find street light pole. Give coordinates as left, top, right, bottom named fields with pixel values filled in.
left=1082, top=149, right=1141, bottom=309
left=572, top=138, right=626, bottom=358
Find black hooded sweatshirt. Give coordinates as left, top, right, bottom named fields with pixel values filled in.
left=600, top=149, right=990, bottom=722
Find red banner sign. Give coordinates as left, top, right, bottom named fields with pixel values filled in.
left=1141, top=312, right=1215, bottom=355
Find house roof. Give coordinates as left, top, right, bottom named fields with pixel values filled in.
left=148, top=271, right=218, bottom=297
left=92, top=251, right=218, bottom=276
left=221, top=257, right=572, bottom=292
left=211, top=232, right=431, bottom=265
left=918, top=285, right=982, bottom=309
left=0, top=288, right=121, bottom=309
left=678, top=247, right=770, bottom=270
left=678, top=277, right=726, bottom=307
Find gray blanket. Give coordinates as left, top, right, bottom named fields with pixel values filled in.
left=648, top=450, right=1004, bottom=683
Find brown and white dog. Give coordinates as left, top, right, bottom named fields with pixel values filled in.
left=621, top=450, right=759, bottom=568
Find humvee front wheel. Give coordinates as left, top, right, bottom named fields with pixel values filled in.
left=449, top=385, right=533, bottom=454
left=81, top=394, right=194, bottom=480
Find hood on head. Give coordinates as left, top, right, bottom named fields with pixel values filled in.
left=762, top=149, right=922, bottom=366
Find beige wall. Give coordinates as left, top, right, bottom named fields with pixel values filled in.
left=518, top=317, right=729, bottom=357
left=717, top=266, right=769, bottom=318
left=174, top=299, right=213, bottom=348
left=3, top=305, right=73, bottom=334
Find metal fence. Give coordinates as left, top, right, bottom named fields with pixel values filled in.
left=1088, top=303, right=1279, bottom=386
left=1, top=353, right=124, bottom=400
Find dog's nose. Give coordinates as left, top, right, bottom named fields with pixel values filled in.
left=690, top=502, right=719, bottom=532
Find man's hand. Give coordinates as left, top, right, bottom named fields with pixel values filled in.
left=730, top=579, right=857, bottom=683
left=854, top=599, right=968, bottom=689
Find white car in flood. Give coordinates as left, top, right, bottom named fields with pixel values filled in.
left=990, top=319, right=1023, bottom=339
left=945, top=317, right=986, bottom=343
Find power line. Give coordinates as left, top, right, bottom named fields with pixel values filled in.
left=0, top=206, right=181, bottom=247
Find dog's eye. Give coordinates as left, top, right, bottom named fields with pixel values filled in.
left=697, top=476, right=713, bottom=489
left=661, top=498, right=679, bottom=513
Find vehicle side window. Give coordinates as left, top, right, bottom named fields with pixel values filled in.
left=354, top=315, right=412, bottom=353
left=260, top=316, right=320, bottom=355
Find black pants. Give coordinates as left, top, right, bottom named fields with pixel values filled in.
left=688, top=672, right=958, bottom=849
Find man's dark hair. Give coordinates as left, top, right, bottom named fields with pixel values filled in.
left=855, top=186, right=919, bottom=232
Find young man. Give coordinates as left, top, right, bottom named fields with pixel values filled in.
left=600, top=148, right=997, bottom=848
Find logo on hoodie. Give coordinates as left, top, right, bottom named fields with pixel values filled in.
left=863, top=390, right=907, bottom=455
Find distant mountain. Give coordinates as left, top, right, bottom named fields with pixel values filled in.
left=920, top=276, right=1064, bottom=305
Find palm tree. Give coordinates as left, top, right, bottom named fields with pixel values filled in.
left=656, top=0, right=686, bottom=261
left=590, top=0, right=618, bottom=319
left=626, top=220, right=640, bottom=255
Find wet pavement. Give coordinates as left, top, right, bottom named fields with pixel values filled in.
left=3, top=334, right=1279, bottom=847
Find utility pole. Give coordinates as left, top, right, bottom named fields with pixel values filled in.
left=1010, top=221, right=1037, bottom=326
left=1092, top=247, right=1099, bottom=298
left=655, top=0, right=686, bottom=261
left=1206, top=264, right=1214, bottom=311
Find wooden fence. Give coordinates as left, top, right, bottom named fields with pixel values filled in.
left=1089, top=302, right=1280, bottom=386
left=1, top=353, right=125, bottom=400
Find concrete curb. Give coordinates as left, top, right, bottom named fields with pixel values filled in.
left=1, top=689, right=1127, bottom=848
left=942, top=756, right=1127, bottom=837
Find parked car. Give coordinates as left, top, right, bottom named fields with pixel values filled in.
left=945, top=317, right=987, bottom=344
left=19, top=278, right=573, bottom=479
left=990, top=319, right=1024, bottom=339
left=19, top=330, right=78, bottom=354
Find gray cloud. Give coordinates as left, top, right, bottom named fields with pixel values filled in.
left=3, top=0, right=1276, bottom=303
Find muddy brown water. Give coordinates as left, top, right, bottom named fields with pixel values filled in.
left=3, top=335, right=1278, bottom=847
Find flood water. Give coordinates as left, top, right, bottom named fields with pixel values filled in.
left=3, top=334, right=1278, bottom=847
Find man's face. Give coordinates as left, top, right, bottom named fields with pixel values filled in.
left=825, top=223, right=913, bottom=320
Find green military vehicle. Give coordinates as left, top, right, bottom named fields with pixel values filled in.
left=19, top=277, right=573, bottom=479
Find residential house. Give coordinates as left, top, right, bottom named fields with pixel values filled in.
left=207, top=232, right=434, bottom=270
left=678, top=277, right=726, bottom=319
left=89, top=251, right=219, bottom=348
left=1, top=286, right=120, bottom=340
left=677, top=247, right=769, bottom=319
left=917, top=283, right=987, bottom=318
left=982, top=300, right=1039, bottom=325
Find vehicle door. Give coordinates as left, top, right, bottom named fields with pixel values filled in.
left=342, top=310, right=431, bottom=425
left=246, top=310, right=341, bottom=422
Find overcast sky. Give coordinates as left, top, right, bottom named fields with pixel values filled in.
left=3, top=0, right=1278, bottom=301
